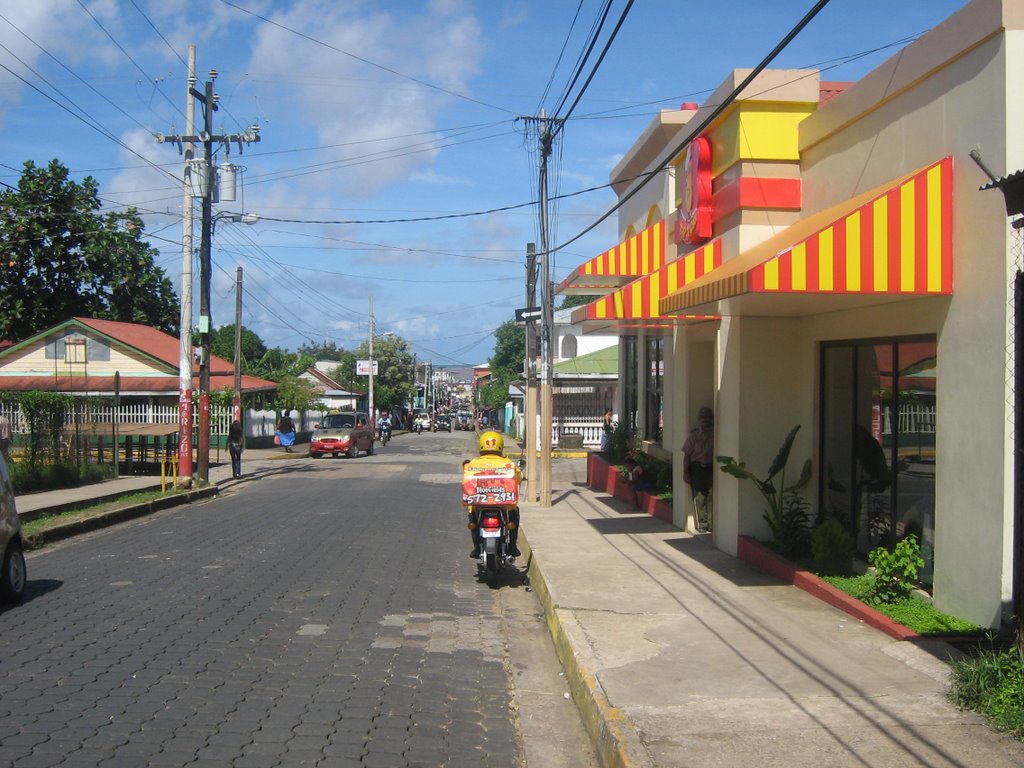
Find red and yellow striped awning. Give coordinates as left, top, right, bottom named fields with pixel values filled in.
left=661, top=157, right=953, bottom=315
left=570, top=238, right=722, bottom=326
left=558, top=219, right=666, bottom=294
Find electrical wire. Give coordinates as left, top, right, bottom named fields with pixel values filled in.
left=545, top=0, right=834, bottom=257
left=217, top=0, right=515, bottom=115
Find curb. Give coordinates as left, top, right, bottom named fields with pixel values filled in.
left=25, top=486, right=220, bottom=547
left=521, top=531, right=652, bottom=768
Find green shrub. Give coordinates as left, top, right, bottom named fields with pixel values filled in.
left=950, top=649, right=1024, bottom=737
left=606, top=421, right=635, bottom=463
left=9, top=460, right=115, bottom=494
left=822, top=573, right=980, bottom=635
left=868, top=534, right=925, bottom=604
left=811, top=518, right=855, bottom=576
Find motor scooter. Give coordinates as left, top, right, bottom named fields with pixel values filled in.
left=462, top=457, right=525, bottom=585
left=380, top=422, right=391, bottom=446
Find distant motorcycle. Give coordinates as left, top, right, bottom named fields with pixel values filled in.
left=380, top=422, right=391, bottom=446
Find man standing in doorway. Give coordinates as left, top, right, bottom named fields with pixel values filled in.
left=682, top=406, right=714, bottom=533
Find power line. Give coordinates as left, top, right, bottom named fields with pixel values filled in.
left=217, top=0, right=515, bottom=115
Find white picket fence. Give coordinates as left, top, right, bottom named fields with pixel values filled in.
left=0, top=404, right=326, bottom=440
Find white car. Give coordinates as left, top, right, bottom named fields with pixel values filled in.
left=0, top=454, right=26, bottom=603
left=414, top=411, right=432, bottom=431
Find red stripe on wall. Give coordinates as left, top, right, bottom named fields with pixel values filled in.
left=861, top=203, right=874, bottom=293
left=914, top=175, right=929, bottom=293
left=806, top=233, right=820, bottom=291
left=834, top=218, right=848, bottom=293
left=887, top=188, right=901, bottom=293
left=749, top=261, right=764, bottom=292
left=779, top=250, right=792, bottom=292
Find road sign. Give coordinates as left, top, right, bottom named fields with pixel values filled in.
left=515, top=307, right=542, bottom=323
left=356, top=360, right=378, bottom=376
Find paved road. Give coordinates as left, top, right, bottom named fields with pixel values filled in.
left=0, top=430, right=597, bottom=767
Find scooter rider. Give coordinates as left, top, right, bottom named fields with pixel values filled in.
left=465, top=431, right=523, bottom=559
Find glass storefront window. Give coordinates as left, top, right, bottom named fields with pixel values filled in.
left=820, top=339, right=936, bottom=585
left=622, top=336, right=638, bottom=436
left=645, top=336, right=664, bottom=441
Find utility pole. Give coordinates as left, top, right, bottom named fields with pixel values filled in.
left=176, top=45, right=196, bottom=487
left=524, top=243, right=539, bottom=501
left=522, top=113, right=559, bottom=507
left=368, top=295, right=374, bottom=424
left=156, top=68, right=260, bottom=485
left=233, top=266, right=243, bottom=423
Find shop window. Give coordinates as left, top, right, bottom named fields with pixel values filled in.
left=622, top=336, right=638, bottom=436
left=820, top=339, right=936, bottom=585
left=645, top=336, right=664, bottom=442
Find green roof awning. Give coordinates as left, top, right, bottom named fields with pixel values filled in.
left=553, top=345, right=618, bottom=376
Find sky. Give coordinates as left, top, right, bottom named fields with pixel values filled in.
left=0, top=0, right=969, bottom=371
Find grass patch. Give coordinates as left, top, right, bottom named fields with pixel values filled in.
left=21, top=488, right=192, bottom=547
left=949, top=648, right=1024, bottom=738
left=821, top=573, right=981, bottom=636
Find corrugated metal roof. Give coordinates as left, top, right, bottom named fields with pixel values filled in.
left=553, top=345, right=618, bottom=377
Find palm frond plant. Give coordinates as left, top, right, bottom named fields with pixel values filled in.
left=717, top=425, right=813, bottom=558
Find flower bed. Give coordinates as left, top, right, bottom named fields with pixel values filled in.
left=587, top=453, right=672, bottom=523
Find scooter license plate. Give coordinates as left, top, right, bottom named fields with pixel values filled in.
left=480, top=528, right=501, bottom=538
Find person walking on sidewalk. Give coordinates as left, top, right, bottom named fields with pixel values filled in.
left=0, top=412, right=11, bottom=458
left=682, top=406, right=714, bottom=532
left=228, top=420, right=244, bottom=478
left=601, top=408, right=614, bottom=452
left=276, top=412, right=296, bottom=453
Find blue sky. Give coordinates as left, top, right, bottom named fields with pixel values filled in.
left=0, top=0, right=967, bottom=369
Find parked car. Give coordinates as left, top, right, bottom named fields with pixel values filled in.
left=309, top=411, right=374, bottom=458
left=433, top=415, right=452, bottom=432
left=0, top=453, right=26, bottom=603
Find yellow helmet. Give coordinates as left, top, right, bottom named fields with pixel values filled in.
left=479, top=430, right=504, bottom=456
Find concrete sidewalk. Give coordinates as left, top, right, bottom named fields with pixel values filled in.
left=14, top=444, right=298, bottom=520
left=519, top=457, right=1024, bottom=768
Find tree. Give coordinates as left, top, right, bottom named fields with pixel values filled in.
left=275, top=374, right=321, bottom=417
left=489, top=321, right=525, bottom=382
left=249, top=347, right=315, bottom=383
left=557, top=294, right=598, bottom=310
left=0, top=159, right=178, bottom=341
left=350, top=335, right=416, bottom=410
left=328, top=350, right=359, bottom=391
left=298, top=340, right=346, bottom=361
left=210, top=324, right=268, bottom=373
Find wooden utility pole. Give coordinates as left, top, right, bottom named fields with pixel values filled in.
left=524, top=243, right=538, bottom=501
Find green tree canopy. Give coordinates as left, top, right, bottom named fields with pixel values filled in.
left=557, top=294, right=598, bottom=310
left=489, top=320, right=525, bottom=382
left=343, top=334, right=416, bottom=410
left=210, top=324, right=268, bottom=372
left=249, top=347, right=315, bottom=384
left=0, top=159, right=178, bottom=341
left=298, top=339, right=347, bottom=361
